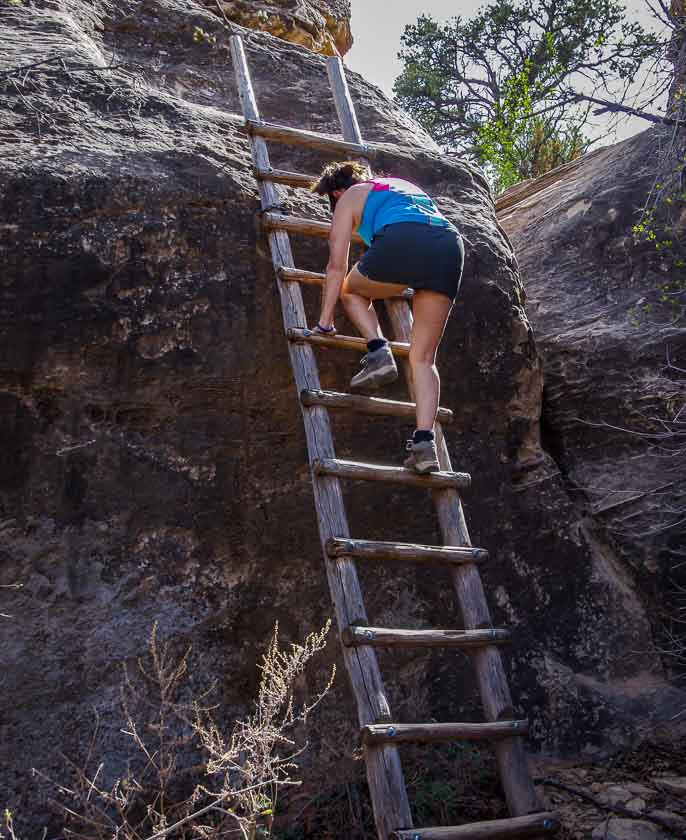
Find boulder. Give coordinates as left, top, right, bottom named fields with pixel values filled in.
left=0, top=0, right=543, bottom=830
left=498, top=128, right=686, bottom=747
left=199, top=0, right=353, bottom=55
left=601, top=786, right=636, bottom=807
left=1, top=0, right=685, bottom=835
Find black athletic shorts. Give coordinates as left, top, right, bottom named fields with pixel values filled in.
left=357, top=221, right=464, bottom=301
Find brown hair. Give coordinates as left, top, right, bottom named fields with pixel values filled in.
left=310, top=160, right=371, bottom=210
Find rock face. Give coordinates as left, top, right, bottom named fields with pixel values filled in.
left=540, top=740, right=686, bottom=839
left=1, top=0, right=685, bottom=835
left=498, top=128, right=686, bottom=721
left=200, top=0, right=353, bottom=55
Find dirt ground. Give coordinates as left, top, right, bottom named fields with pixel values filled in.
left=535, top=739, right=686, bottom=839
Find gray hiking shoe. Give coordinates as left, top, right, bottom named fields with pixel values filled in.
left=404, top=438, right=440, bottom=474
left=350, top=343, right=398, bottom=390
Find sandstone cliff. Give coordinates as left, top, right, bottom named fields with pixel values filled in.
left=1, top=0, right=684, bottom=834
left=498, top=125, right=686, bottom=719
left=200, top=0, right=352, bottom=56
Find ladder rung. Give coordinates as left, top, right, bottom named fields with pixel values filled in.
left=390, top=812, right=560, bottom=840
left=254, top=166, right=315, bottom=188
left=288, top=328, right=410, bottom=357
left=301, top=389, right=454, bottom=424
left=245, top=117, right=374, bottom=158
left=314, top=458, right=471, bottom=490
left=232, top=35, right=547, bottom=835
left=263, top=211, right=364, bottom=243
left=327, top=537, right=486, bottom=564
left=279, top=266, right=326, bottom=286
left=343, top=627, right=510, bottom=648
left=362, top=721, right=528, bottom=746
left=279, top=267, right=414, bottom=299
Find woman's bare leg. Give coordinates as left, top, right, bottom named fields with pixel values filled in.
left=409, top=290, right=454, bottom=431
left=340, top=265, right=406, bottom=340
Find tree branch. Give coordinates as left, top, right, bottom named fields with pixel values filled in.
left=575, top=93, right=679, bottom=125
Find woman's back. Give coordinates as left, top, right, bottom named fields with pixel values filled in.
left=357, top=178, right=455, bottom=246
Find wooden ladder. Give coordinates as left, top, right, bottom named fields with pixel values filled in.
left=229, top=35, right=559, bottom=840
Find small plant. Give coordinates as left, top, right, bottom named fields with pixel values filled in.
left=1, top=810, right=20, bottom=840
left=628, top=194, right=686, bottom=325
left=194, top=621, right=336, bottom=838
left=39, top=621, right=334, bottom=840
left=627, top=34, right=686, bottom=327
left=193, top=25, right=217, bottom=46
left=407, top=742, right=500, bottom=827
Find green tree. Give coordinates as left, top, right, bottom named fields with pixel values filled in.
left=394, top=0, right=661, bottom=190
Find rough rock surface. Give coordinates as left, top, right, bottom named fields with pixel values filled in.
left=498, top=129, right=686, bottom=721
left=1, top=0, right=685, bottom=835
left=200, top=0, right=353, bottom=55
left=534, top=738, right=686, bottom=838
left=590, top=819, right=669, bottom=840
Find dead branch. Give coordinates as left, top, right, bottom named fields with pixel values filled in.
left=0, top=57, right=133, bottom=79
left=541, top=778, right=685, bottom=834
left=591, top=479, right=682, bottom=515
left=213, top=0, right=233, bottom=29
left=0, top=56, right=62, bottom=76
left=574, top=93, right=679, bottom=125
left=141, top=781, right=282, bottom=840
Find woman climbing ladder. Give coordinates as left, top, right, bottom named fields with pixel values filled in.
left=310, top=162, right=464, bottom=474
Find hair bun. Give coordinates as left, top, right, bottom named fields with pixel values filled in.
left=310, top=160, right=371, bottom=199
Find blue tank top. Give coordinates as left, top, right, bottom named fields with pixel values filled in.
left=356, top=178, right=456, bottom=247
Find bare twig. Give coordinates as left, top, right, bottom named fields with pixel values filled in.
left=591, top=479, right=682, bottom=515
left=213, top=0, right=233, bottom=29
left=0, top=57, right=135, bottom=78
left=142, top=780, right=281, bottom=840
left=0, top=55, right=62, bottom=76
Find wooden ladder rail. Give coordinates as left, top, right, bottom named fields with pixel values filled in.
left=229, top=36, right=413, bottom=840
left=230, top=35, right=555, bottom=840
left=323, top=58, right=542, bottom=819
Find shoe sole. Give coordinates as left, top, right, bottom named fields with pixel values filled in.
left=350, top=364, right=398, bottom=390
left=409, top=459, right=440, bottom=474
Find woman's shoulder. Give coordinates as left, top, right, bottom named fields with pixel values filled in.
left=350, top=181, right=375, bottom=192
left=345, top=181, right=374, bottom=207
left=364, top=177, right=427, bottom=195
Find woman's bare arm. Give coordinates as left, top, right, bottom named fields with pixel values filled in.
left=317, top=192, right=354, bottom=328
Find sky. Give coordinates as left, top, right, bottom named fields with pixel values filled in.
left=345, top=0, right=667, bottom=145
